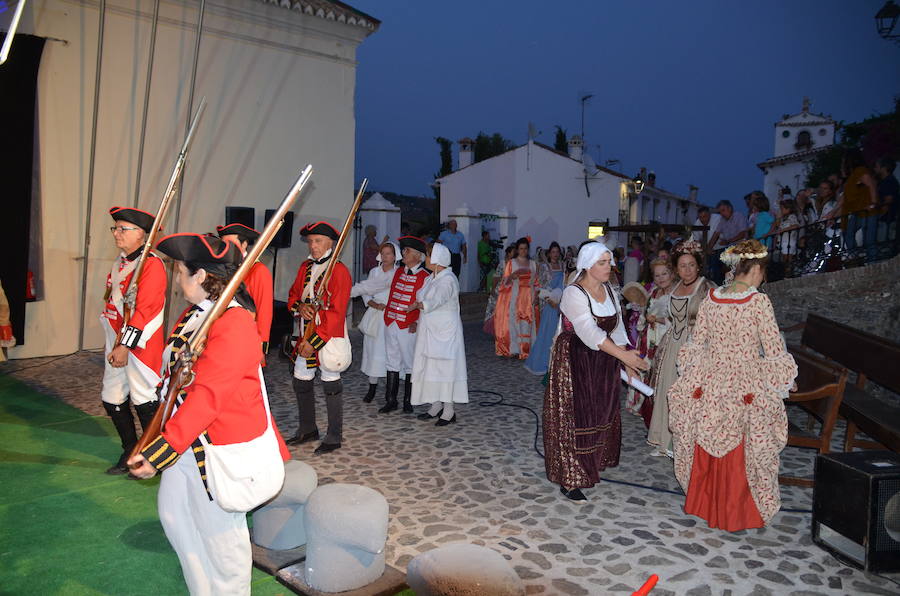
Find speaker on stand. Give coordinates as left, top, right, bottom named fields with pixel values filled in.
left=225, top=206, right=255, bottom=229
left=264, top=209, right=294, bottom=360
left=264, top=209, right=293, bottom=285
left=813, top=450, right=900, bottom=572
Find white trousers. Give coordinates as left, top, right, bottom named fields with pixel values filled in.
left=100, top=321, right=160, bottom=406
left=158, top=452, right=251, bottom=596
left=384, top=323, right=416, bottom=375
left=293, top=358, right=341, bottom=382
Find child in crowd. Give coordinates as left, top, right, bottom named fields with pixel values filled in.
left=777, top=199, right=801, bottom=266
left=626, top=258, right=674, bottom=424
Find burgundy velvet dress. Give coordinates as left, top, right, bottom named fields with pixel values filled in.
left=543, top=284, right=622, bottom=489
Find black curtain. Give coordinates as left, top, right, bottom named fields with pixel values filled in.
left=0, top=34, right=45, bottom=345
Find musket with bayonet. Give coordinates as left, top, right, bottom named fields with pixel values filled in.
left=130, top=165, right=314, bottom=462
left=118, top=98, right=208, bottom=341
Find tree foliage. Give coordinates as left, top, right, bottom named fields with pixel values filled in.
left=805, top=97, right=900, bottom=188
left=434, top=137, right=453, bottom=178
left=473, top=132, right=515, bottom=163
left=554, top=125, right=568, bottom=153
left=433, top=136, right=453, bottom=200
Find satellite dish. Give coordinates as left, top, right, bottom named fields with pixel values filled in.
left=582, top=154, right=596, bottom=176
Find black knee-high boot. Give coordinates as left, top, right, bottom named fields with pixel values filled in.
left=363, top=382, right=377, bottom=403
left=378, top=371, right=399, bottom=413
left=402, top=374, right=413, bottom=413
left=103, top=401, right=138, bottom=475
left=318, top=379, right=343, bottom=453
left=287, top=378, right=318, bottom=445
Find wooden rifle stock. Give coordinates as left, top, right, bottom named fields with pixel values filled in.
left=117, top=98, right=208, bottom=341
left=129, top=165, right=314, bottom=463
left=295, top=179, right=368, bottom=354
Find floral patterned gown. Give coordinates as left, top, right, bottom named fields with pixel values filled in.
left=669, top=287, right=797, bottom=531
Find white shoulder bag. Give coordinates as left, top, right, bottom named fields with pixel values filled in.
left=199, top=368, right=285, bottom=513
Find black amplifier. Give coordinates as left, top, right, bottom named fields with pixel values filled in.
left=812, top=450, right=900, bottom=572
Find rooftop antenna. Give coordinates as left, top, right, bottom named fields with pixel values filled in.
left=580, top=93, right=594, bottom=139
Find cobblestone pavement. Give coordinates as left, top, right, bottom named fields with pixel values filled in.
left=4, top=322, right=899, bottom=596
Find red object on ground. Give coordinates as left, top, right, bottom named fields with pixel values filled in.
left=632, top=574, right=659, bottom=596
left=684, top=441, right=764, bottom=531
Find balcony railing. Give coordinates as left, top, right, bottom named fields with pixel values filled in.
left=755, top=208, right=898, bottom=280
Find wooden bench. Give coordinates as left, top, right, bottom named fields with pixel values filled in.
left=785, top=313, right=900, bottom=453
left=780, top=348, right=848, bottom=487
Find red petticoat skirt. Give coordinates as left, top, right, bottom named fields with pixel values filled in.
left=684, top=442, right=764, bottom=532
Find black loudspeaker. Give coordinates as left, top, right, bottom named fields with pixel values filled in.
left=265, top=209, right=293, bottom=249
left=225, top=206, right=255, bottom=229
left=813, top=451, right=900, bottom=572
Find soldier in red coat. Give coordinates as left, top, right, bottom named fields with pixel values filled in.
left=128, top=233, right=290, bottom=595
left=101, top=207, right=166, bottom=474
left=216, top=223, right=274, bottom=361
left=380, top=236, right=430, bottom=414
left=286, top=221, right=351, bottom=455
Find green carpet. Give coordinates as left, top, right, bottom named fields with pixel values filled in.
left=0, top=376, right=374, bottom=595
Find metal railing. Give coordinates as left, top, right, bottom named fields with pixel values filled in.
left=756, top=208, right=899, bottom=280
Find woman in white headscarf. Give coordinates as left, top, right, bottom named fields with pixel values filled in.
left=350, top=241, right=400, bottom=402
left=406, top=243, right=468, bottom=425
left=543, top=241, right=649, bottom=501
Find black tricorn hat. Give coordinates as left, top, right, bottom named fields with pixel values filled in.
left=299, top=221, right=339, bottom=240
left=109, top=207, right=156, bottom=234
left=398, top=235, right=427, bottom=254
left=216, top=223, right=260, bottom=243
left=156, top=233, right=242, bottom=276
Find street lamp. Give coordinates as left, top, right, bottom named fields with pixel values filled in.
left=632, top=173, right=645, bottom=195
left=875, top=0, right=900, bottom=42
left=587, top=221, right=607, bottom=239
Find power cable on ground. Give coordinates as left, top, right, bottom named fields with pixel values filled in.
left=472, top=388, right=813, bottom=513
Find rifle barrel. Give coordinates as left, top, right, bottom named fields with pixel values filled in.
left=299, top=178, right=368, bottom=345
left=123, top=98, right=208, bottom=319
left=129, top=165, right=313, bottom=462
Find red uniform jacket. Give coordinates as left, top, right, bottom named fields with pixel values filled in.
left=287, top=259, right=351, bottom=352
left=384, top=265, right=429, bottom=329
left=142, top=307, right=290, bottom=470
left=101, top=253, right=166, bottom=373
left=244, top=261, right=273, bottom=345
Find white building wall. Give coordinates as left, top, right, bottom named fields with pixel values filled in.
left=12, top=0, right=372, bottom=358
left=774, top=116, right=836, bottom=157
left=763, top=161, right=812, bottom=201
left=439, top=151, right=518, bottom=221
left=439, top=143, right=626, bottom=290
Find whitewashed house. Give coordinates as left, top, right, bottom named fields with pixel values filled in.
left=436, top=136, right=698, bottom=292
left=757, top=98, right=836, bottom=200
left=7, top=0, right=378, bottom=358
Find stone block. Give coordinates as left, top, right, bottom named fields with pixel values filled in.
left=407, top=543, right=525, bottom=596
left=251, top=460, right=318, bottom=550
left=304, top=483, right=389, bottom=593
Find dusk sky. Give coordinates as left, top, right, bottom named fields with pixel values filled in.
left=350, top=0, right=899, bottom=212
